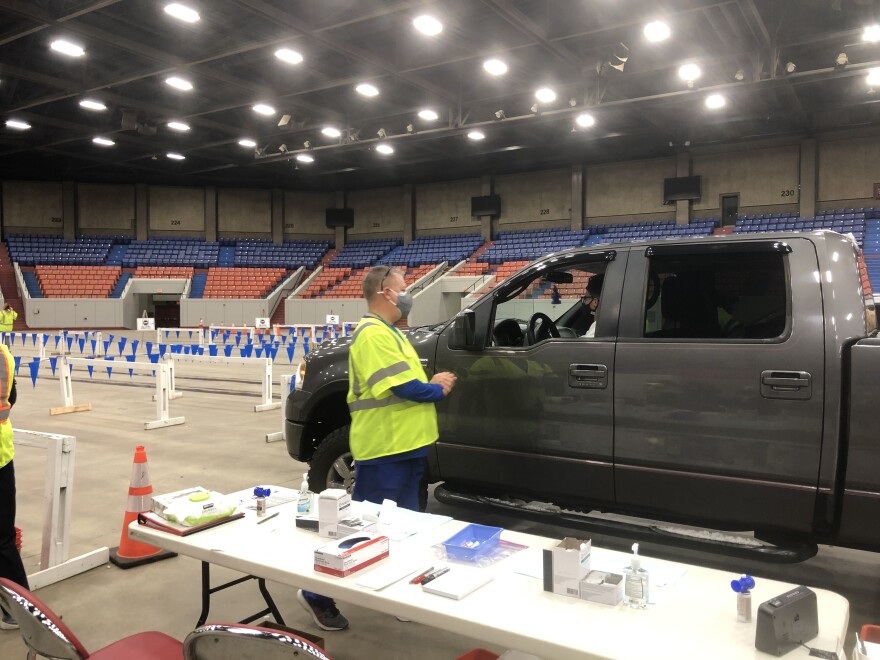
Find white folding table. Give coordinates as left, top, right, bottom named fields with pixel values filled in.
left=129, top=504, right=849, bottom=660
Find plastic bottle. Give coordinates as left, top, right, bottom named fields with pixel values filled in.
left=623, top=542, right=649, bottom=609
left=253, top=486, right=270, bottom=517
left=297, top=473, right=311, bottom=515
left=731, top=574, right=756, bottom=622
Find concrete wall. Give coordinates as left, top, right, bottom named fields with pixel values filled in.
left=25, top=297, right=127, bottom=328
left=2, top=181, right=63, bottom=234
left=416, top=179, right=482, bottom=232
left=284, top=190, right=334, bottom=239
left=586, top=157, right=675, bottom=221
left=693, top=145, right=800, bottom=212
left=818, top=137, right=880, bottom=208
left=77, top=183, right=135, bottom=234
left=149, top=186, right=205, bottom=234
left=409, top=275, right=485, bottom=326
left=496, top=168, right=570, bottom=226
left=218, top=188, right=271, bottom=236
left=347, top=187, right=404, bottom=236
left=285, top=298, right=368, bottom=325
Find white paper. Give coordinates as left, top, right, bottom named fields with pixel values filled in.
left=355, top=559, right=425, bottom=590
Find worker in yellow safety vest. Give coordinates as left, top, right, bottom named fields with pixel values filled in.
left=0, top=305, right=16, bottom=349
left=0, top=343, right=27, bottom=630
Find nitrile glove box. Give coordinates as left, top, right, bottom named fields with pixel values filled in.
left=579, top=570, right=624, bottom=606
left=542, top=537, right=592, bottom=596
left=314, top=532, right=389, bottom=577
left=318, top=489, right=351, bottom=522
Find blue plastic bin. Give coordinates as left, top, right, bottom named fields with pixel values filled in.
left=441, top=524, right=502, bottom=562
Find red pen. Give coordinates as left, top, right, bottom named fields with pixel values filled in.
left=410, top=566, right=435, bottom=584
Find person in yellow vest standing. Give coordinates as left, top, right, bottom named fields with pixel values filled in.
left=0, top=343, right=26, bottom=630
left=0, top=304, right=17, bottom=350
left=296, top=266, right=456, bottom=631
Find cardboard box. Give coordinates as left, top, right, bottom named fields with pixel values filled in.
left=542, top=537, right=591, bottom=596
left=579, top=571, right=624, bottom=606
left=314, top=532, right=390, bottom=577
left=319, top=517, right=378, bottom=539
left=318, top=489, right=351, bottom=522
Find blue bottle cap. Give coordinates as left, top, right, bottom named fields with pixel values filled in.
left=730, top=574, right=755, bottom=593
left=253, top=486, right=271, bottom=497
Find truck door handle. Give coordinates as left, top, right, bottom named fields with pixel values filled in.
left=569, top=364, right=607, bottom=389
left=760, top=370, right=812, bottom=400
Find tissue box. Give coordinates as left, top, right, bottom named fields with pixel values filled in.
left=314, top=532, right=389, bottom=577
left=319, top=517, right=378, bottom=539
left=318, top=489, right=351, bottom=522
left=579, top=571, right=624, bottom=606
left=542, top=537, right=591, bottom=596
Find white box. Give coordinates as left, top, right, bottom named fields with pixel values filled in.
left=579, top=571, right=624, bottom=606
left=314, top=532, right=390, bottom=577
left=542, top=537, right=591, bottom=597
left=319, top=517, right=378, bottom=539
left=318, top=489, right=351, bottom=523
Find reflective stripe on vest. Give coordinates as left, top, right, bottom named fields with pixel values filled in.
left=0, top=346, right=12, bottom=423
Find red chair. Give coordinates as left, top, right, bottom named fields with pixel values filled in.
left=0, top=577, right=182, bottom=659
left=183, top=623, right=331, bottom=659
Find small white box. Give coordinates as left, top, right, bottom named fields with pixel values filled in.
left=542, top=537, right=591, bottom=597
left=320, top=517, right=379, bottom=539
left=579, top=571, right=624, bottom=606
left=318, top=489, right=351, bottom=523
left=314, top=532, right=390, bottom=577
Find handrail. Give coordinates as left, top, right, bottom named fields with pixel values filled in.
left=290, top=264, right=323, bottom=298
left=409, top=261, right=448, bottom=296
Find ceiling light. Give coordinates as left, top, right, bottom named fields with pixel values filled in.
left=643, top=20, right=670, bottom=42
left=167, top=121, right=190, bottom=131
left=406, top=123, right=414, bottom=134
left=166, top=152, right=185, bottom=160
left=164, top=3, right=199, bottom=23
left=50, top=39, right=85, bottom=57
left=165, top=76, right=193, bottom=91
left=274, top=48, right=303, bottom=64
left=356, top=83, right=379, bottom=97
left=863, top=24, right=880, bottom=42
left=377, top=128, right=387, bottom=138
left=322, top=126, right=341, bottom=138
left=835, top=52, right=848, bottom=67
left=252, top=103, right=275, bottom=116
left=376, top=144, right=394, bottom=155
left=734, top=69, right=745, bottom=81
left=6, top=119, right=31, bottom=130
left=494, top=109, right=506, bottom=120
left=79, top=99, right=106, bottom=111
left=575, top=113, right=595, bottom=128
left=705, top=94, right=726, bottom=109
left=868, top=68, right=880, bottom=86
left=784, top=61, right=797, bottom=74
left=467, top=130, right=485, bottom=141
left=678, top=63, right=701, bottom=83
left=92, top=137, right=114, bottom=146
left=413, top=15, right=443, bottom=36
left=296, top=153, right=314, bottom=163
left=418, top=109, right=438, bottom=121
left=535, top=87, right=557, bottom=103
left=303, top=140, right=311, bottom=149
left=483, top=58, right=508, bottom=76
left=530, top=103, right=539, bottom=114
left=238, top=138, right=256, bottom=148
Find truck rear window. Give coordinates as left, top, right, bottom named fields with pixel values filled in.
left=644, top=252, right=787, bottom=339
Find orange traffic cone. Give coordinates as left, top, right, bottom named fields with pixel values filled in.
left=109, top=445, right=176, bottom=569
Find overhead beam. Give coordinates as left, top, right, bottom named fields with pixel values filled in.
left=0, top=0, right=121, bottom=46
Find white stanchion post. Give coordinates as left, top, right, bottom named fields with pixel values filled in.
left=266, top=374, right=292, bottom=442
left=38, top=333, right=46, bottom=359
left=14, top=429, right=109, bottom=589
left=49, top=356, right=92, bottom=415
left=254, top=357, right=281, bottom=412
left=164, top=354, right=181, bottom=399
left=95, top=331, right=104, bottom=357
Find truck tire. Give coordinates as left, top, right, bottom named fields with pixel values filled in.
left=308, top=425, right=354, bottom=493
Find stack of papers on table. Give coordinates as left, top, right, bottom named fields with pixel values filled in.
left=421, top=569, right=493, bottom=600
left=355, top=500, right=451, bottom=541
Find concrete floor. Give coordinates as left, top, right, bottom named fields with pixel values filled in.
left=0, top=330, right=877, bottom=659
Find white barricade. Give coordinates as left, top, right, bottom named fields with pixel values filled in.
left=206, top=325, right=255, bottom=346
left=14, top=429, right=109, bottom=589
left=56, top=331, right=104, bottom=357
left=52, top=356, right=184, bottom=430
left=266, top=374, right=293, bottom=443
left=163, top=353, right=280, bottom=412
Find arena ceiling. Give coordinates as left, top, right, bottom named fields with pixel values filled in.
left=0, top=0, right=879, bottom=191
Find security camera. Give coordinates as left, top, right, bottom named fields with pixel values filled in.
left=303, top=140, right=311, bottom=149
left=494, top=110, right=506, bottom=120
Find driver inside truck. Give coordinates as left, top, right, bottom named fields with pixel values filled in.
left=577, top=273, right=603, bottom=338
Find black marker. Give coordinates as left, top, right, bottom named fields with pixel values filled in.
left=420, top=567, right=450, bottom=585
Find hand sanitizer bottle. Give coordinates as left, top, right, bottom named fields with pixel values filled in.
left=296, top=473, right=311, bottom=515
left=623, top=543, right=649, bottom=609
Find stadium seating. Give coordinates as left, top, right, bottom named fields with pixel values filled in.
left=235, top=239, right=331, bottom=269
left=480, top=228, right=588, bottom=264
left=7, top=235, right=113, bottom=266
left=733, top=208, right=877, bottom=246
left=122, top=238, right=219, bottom=268
left=201, top=268, right=287, bottom=299
left=36, top=265, right=121, bottom=298
left=380, top=233, right=483, bottom=267
left=330, top=238, right=401, bottom=268
left=134, top=267, right=195, bottom=279
left=583, top=218, right=718, bottom=246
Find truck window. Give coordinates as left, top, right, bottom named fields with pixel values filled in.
left=644, top=251, right=788, bottom=340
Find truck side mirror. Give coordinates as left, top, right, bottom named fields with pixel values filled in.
left=449, top=310, right=477, bottom=350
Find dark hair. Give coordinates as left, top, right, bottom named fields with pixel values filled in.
left=586, top=274, right=604, bottom=296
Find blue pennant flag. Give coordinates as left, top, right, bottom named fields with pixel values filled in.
left=254, top=347, right=263, bottom=358
left=42, top=333, right=49, bottom=348
left=183, top=346, right=191, bottom=355
left=13, top=356, right=21, bottom=376
left=31, top=333, right=37, bottom=346
left=86, top=364, right=94, bottom=378
left=49, top=357, right=58, bottom=375
left=209, top=345, right=218, bottom=356
left=235, top=333, right=242, bottom=347
left=106, top=363, right=113, bottom=379
left=126, top=354, right=136, bottom=378
left=91, top=340, right=97, bottom=354
left=9, top=333, right=14, bottom=347
left=286, top=344, right=295, bottom=363
left=145, top=341, right=153, bottom=356
left=149, top=353, right=160, bottom=364
left=66, top=337, right=73, bottom=351
left=131, top=339, right=139, bottom=355
left=108, top=334, right=115, bottom=343
left=102, top=340, right=110, bottom=354
left=175, top=330, right=180, bottom=339
left=224, top=345, right=233, bottom=357
left=303, top=338, right=310, bottom=355
left=118, top=337, right=127, bottom=355
left=288, top=376, right=296, bottom=393
left=28, top=358, right=39, bottom=387
left=54, top=336, right=61, bottom=349
left=78, top=338, right=86, bottom=353
left=159, top=344, right=168, bottom=357
left=187, top=330, right=193, bottom=339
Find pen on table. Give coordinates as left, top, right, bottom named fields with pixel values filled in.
left=409, top=566, right=435, bottom=584
left=420, top=567, right=450, bottom=585
left=256, top=512, right=279, bottom=525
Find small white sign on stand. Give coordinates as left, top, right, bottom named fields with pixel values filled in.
left=138, top=317, right=155, bottom=331
left=255, top=317, right=270, bottom=329
left=326, top=314, right=340, bottom=325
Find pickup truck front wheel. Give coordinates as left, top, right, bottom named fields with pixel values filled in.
left=308, top=425, right=354, bottom=493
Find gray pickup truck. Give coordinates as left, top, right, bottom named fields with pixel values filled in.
left=286, top=231, right=880, bottom=557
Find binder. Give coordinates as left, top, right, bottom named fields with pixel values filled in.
left=137, top=511, right=245, bottom=536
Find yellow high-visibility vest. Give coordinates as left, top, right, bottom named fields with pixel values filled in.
left=0, top=308, right=17, bottom=331
left=347, top=315, right=438, bottom=461
left=0, top=344, right=15, bottom=468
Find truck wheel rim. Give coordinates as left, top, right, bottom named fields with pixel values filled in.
left=327, top=452, right=354, bottom=492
